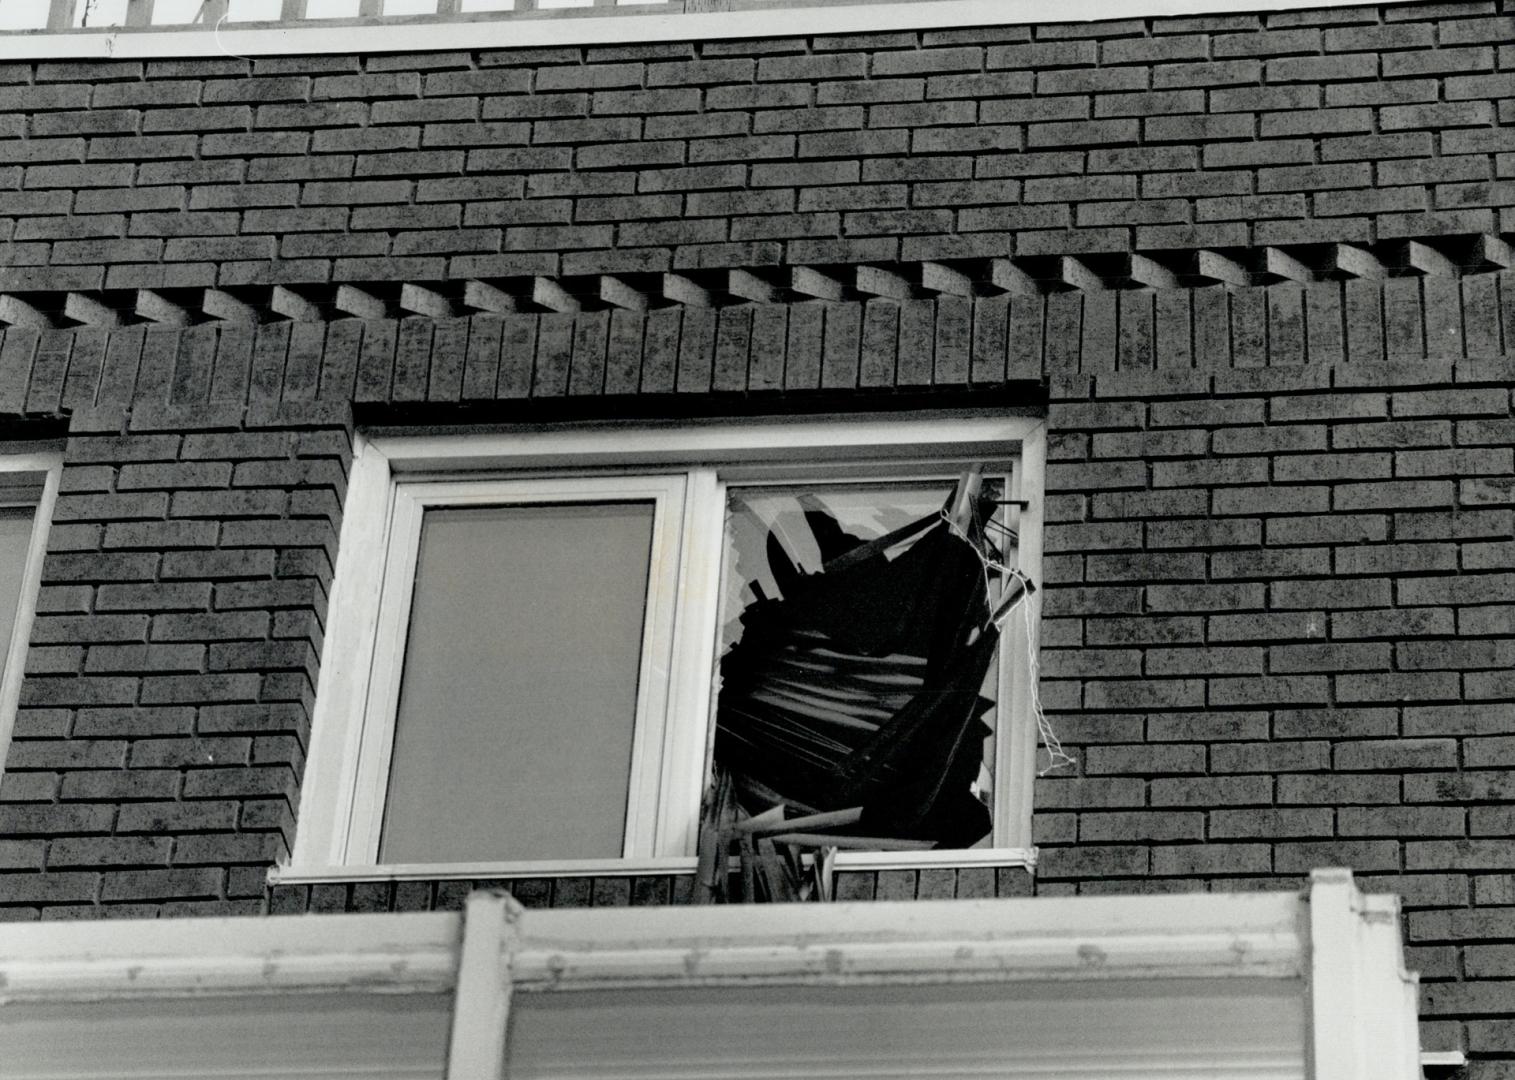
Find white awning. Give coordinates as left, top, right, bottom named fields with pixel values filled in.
left=0, top=869, right=1421, bottom=1080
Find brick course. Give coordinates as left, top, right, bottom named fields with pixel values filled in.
left=0, top=0, right=1512, bottom=1071
left=0, top=6, right=1512, bottom=290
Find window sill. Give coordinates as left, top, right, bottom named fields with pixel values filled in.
left=269, top=847, right=1037, bottom=885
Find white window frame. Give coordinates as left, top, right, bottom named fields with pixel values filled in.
left=0, top=449, right=63, bottom=785
left=356, top=473, right=695, bottom=864
left=283, top=413, right=1045, bottom=883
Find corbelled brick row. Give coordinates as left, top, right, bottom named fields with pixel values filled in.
left=0, top=0, right=1510, bottom=1069
left=0, top=275, right=1510, bottom=410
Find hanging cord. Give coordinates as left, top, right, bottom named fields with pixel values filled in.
left=213, top=13, right=254, bottom=64
left=940, top=511, right=1075, bottom=778
left=938, top=508, right=1013, bottom=610
left=1019, top=585, right=1075, bottom=777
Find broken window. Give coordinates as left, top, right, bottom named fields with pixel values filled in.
left=288, top=418, right=1044, bottom=880
left=701, top=472, right=1030, bottom=901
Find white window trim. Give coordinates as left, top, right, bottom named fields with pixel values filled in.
left=0, top=450, right=62, bottom=785
left=4, top=0, right=1390, bottom=60
left=355, top=472, right=698, bottom=864
left=283, top=413, right=1045, bottom=883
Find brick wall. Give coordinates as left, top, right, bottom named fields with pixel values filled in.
left=0, top=0, right=1512, bottom=1070
left=0, top=1, right=1510, bottom=291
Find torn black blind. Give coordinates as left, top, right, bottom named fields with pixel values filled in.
left=710, top=471, right=1021, bottom=853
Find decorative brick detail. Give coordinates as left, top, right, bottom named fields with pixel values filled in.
left=0, top=1, right=1510, bottom=1065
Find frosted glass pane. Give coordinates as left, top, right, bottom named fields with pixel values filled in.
left=0, top=509, right=34, bottom=689
left=379, top=502, right=655, bottom=864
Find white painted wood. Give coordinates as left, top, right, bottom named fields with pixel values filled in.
left=267, top=846, right=1036, bottom=884
left=0, top=910, right=460, bottom=999
left=0, top=875, right=1423, bottom=1080
left=6, top=995, right=454, bottom=1080
left=504, top=889, right=1306, bottom=988
left=508, top=979, right=1306, bottom=1079
left=293, top=433, right=393, bottom=867
left=2, top=0, right=1391, bottom=58
left=657, top=466, right=723, bottom=859
left=834, top=845, right=1034, bottom=871
left=445, top=892, right=516, bottom=1080
left=1421, top=1051, right=1468, bottom=1069
left=347, top=473, right=688, bottom=863
left=375, top=414, right=1038, bottom=472
left=1305, top=868, right=1421, bottom=1080
left=271, top=856, right=702, bottom=883
left=348, top=479, right=426, bottom=863
left=999, top=420, right=1043, bottom=849
left=0, top=452, right=61, bottom=792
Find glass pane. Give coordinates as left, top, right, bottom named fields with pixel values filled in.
left=716, top=479, right=1007, bottom=848
left=722, top=484, right=951, bottom=652
left=0, top=508, right=35, bottom=688
left=379, top=501, right=655, bottom=864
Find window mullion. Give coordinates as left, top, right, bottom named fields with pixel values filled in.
left=997, top=428, right=1045, bottom=851
left=619, top=475, right=687, bottom=859
left=652, top=467, right=725, bottom=859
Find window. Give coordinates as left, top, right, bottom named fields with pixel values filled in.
left=289, top=414, right=1045, bottom=879
left=0, top=449, right=62, bottom=782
